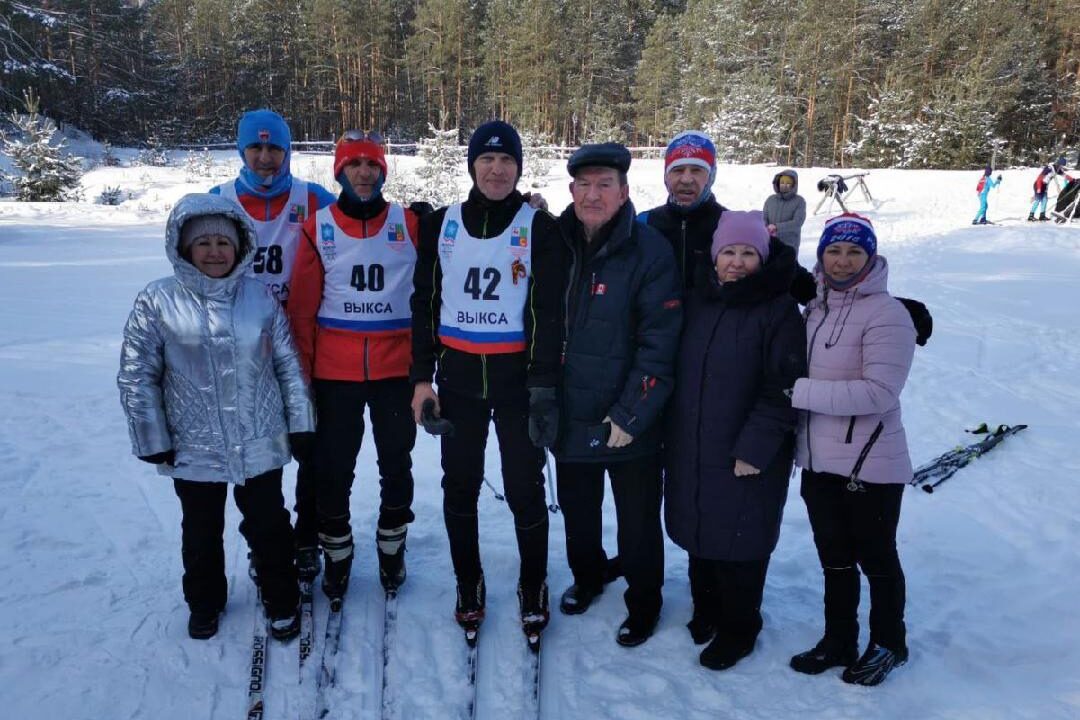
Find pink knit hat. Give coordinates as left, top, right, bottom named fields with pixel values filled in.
left=711, top=210, right=770, bottom=262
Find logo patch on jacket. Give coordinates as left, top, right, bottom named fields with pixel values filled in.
left=320, top=223, right=337, bottom=261
left=289, top=204, right=306, bottom=224
left=510, top=226, right=528, bottom=248
left=387, top=223, right=406, bottom=245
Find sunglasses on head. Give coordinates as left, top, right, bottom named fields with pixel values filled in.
left=340, top=129, right=385, bottom=145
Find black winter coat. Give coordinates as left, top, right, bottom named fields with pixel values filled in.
left=556, top=200, right=682, bottom=463
left=409, top=187, right=564, bottom=400
left=639, top=195, right=726, bottom=292
left=664, top=239, right=806, bottom=561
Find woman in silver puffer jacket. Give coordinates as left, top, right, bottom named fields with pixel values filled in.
left=118, top=193, right=314, bottom=641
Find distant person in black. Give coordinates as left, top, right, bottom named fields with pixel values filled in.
left=553, top=143, right=682, bottom=648
left=409, top=120, right=563, bottom=643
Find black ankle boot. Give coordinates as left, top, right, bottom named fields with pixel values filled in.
left=790, top=636, right=859, bottom=675
left=700, top=632, right=756, bottom=670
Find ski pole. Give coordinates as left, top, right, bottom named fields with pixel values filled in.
left=482, top=475, right=506, bottom=502
left=544, top=450, right=560, bottom=514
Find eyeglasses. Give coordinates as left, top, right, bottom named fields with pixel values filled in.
left=340, top=129, right=385, bottom=145
left=777, top=178, right=794, bottom=186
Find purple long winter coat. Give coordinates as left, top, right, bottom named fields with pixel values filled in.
left=792, top=255, right=916, bottom=484
left=665, top=240, right=807, bottom=561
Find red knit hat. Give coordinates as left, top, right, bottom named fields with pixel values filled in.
left=334, top=134, right=387, bottom=178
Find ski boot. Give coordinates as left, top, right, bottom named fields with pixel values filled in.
left=518, top=581, right=550, bottom=652
left=376, top=524, right=408, bottom=592
left=841, top=642, right=908, bottom=686
left=319, top=530, right=354, bottom=609
left=1027, top=213, right=1037, bottom=222
left=296, top=545, right=321, bottom=582
left=455, top=575, right=486, bottom=647
left=1039, top=213, right=1050, bottom=221
left=268, top=610, right=301, bottom=641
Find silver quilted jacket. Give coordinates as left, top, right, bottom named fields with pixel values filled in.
left=118, top=193, right=314, bottom=485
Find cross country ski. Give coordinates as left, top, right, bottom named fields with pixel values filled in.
left=911, top=424, right=1028, bottom=493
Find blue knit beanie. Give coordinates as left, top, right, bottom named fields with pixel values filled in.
left=467, top=121, right=522, bottom=178
left=237, top=110, right=291, bottom=152
left=817, top=213, right=877, bottom=261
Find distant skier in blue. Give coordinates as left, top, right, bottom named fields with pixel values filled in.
left=972, top=167, right=1002, bottom=225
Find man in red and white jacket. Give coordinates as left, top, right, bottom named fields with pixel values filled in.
left=210, top=109, right=335, bottom=580
left=287, top=132, right=429, bottom=602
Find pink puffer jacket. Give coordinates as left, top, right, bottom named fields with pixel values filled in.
left=792, top=256, right=916, bottom=484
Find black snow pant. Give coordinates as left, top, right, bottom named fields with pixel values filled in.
left=801, top=469, right=907, bottom=652
left=688, top=554, right=769, bottom=645
left=173, top=469, right=299, bottom=618
left=293, top=458, right=317, bottom=549
left=438, top=387, right=549, bottom=591
left=312, top=378, right=417, bottom=548
left=556, top=454, right=664, bottom=621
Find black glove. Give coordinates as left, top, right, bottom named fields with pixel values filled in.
left=997, top=175, right=1003, bottom=182
left=289, top=431, right=316, bottom=462
left=420, top=398, right=455, bottom=436
left=527, top=387, right=559, bottom=449
left=138, top=450, right=175, bottom=466
left=408, top=201, right=434, bottom=217
left=790, top=265, right=817, bottom=305
left=897, top=297, right=933, bottom=346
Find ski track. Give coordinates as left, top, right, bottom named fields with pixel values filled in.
left=1, top=161, right=1079, bottom=719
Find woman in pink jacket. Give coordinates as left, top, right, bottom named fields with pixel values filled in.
left=788, top=213, right=916, bottom=686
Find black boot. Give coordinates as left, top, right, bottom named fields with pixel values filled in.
left=319, top=529, right=353, bottom=605
left=1039, top=213, right=1050, bottom=221
left=376, top=524, right=408, bottom=592
left=616, top=612, right=659, bottom=648
left=686, top=555, right=717, bottom=644
left=518, top=580, right=550, bottom=646
left=187, top=609, right=220, bottom=640
left=455, top=575, right=486, bottom=644
left=269, top=610, right=300, bottom=641
left=559, top=583, right=603, bottom=615
left=700, top=632, right=756, bottom=671
left=790, top=636, right=859, bottom=674
left=1027, top=213, right=1037, bottom=222
left=841, top=642, right=908, bottom=686
left=296, top=545, right=321, bottom=581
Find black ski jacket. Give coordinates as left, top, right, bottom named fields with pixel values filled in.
left=410, top=187, right=564, bottom=400
left=638, top=195, right=726, bottom=292
left=555, top=200, right=682, bottom=462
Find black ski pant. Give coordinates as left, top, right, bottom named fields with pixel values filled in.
left=293, top=458, right=317, bottom=549
left=556, top=454, right=664, bottom=621
left=688, top=554, right=769, bottom=645
left=173, top=469, right=298, bottom=618
left=312, top=378, right=417, bottom=547
left=438, top=387, right=548, bottom=591
left=801, top=469, right=906, bottom=652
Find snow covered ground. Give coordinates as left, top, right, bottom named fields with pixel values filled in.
left=1, top=153, right=1078, bottom=719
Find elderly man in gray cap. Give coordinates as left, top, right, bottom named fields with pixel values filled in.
left=551, top=143, right=682, bottom=647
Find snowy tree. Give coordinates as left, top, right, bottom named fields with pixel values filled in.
left=703, top=80, right=787, bottom=165
left=520, top=130, right=556, bottom=190
left=1, top=91, right=83, bottom=202
left=385, top=119, right=463, bottom=207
